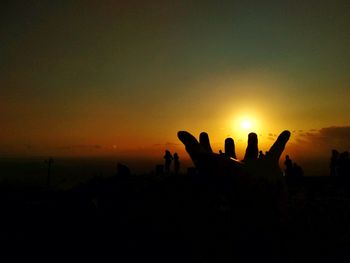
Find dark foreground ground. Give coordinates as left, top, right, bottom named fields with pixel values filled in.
left=0, top=174, right=350, bottom=262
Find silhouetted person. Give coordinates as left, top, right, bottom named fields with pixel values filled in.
left=225, top=138, right=236, bottom=159
left=330, top=149, right=339, bottom=177
left=164, top=150, right=173, bottom=174
left=173, top=153, right=180, bottom=174
left=284, top=155, right=293, bottom=176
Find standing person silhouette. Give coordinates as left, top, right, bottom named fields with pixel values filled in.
left=164, top=150, right=173, bottom=174
left=173, top=153, right=180, bottom=174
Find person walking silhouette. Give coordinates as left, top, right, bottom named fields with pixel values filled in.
left=164, top=150, right=173, bottom=174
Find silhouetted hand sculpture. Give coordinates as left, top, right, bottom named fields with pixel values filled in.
left=178, top=130, right=291, bottom=219
left=178, top=130, right=290, bottom=182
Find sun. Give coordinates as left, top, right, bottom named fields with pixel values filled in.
left=241, top=119, right=252, bottom=130
left=229, top=113, right=260, bottom=137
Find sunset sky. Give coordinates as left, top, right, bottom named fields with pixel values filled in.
left=1, top=1, right=350, bottom=173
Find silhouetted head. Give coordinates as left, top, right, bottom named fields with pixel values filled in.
left=331, top=149, right=339, bottom=157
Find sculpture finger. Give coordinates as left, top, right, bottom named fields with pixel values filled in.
left=199, top=132, right=213, bottom=153
left=243, top=133, right=258, bottom=161
left=225, top=138, right=236, bottom=159
left=177, top=131, right=204, bottom=161
left=267, top=130, right=291, bottom=162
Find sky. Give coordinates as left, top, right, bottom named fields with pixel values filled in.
left=1, top=0, right=350, bottom=173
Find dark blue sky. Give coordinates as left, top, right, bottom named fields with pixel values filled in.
left=1, top=0, right=349, bottom=158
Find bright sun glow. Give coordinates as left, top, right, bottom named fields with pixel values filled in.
left=229, top=113, right=262, bottom=140
left=241, top=119, right=252, bottom=130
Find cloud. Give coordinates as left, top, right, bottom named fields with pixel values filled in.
left=267, top=133, right=277, bottom=141
left=318, top=126, right=350, bottom=140
left=165, top=142, right=180, bottom=147
left=292, top=126, right=350, bottom=154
